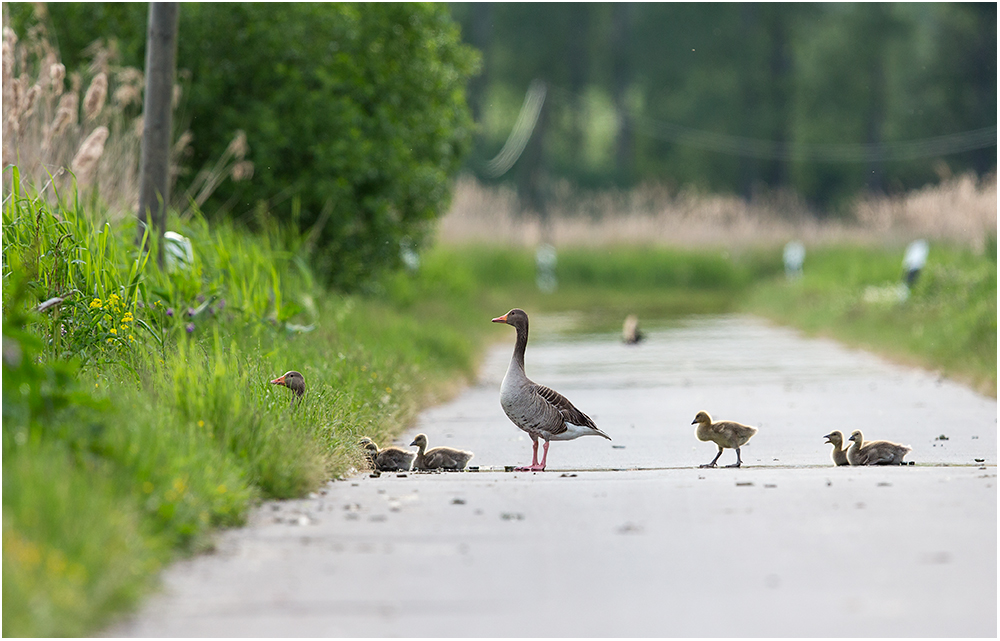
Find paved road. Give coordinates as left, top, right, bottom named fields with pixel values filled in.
left=107, top=314, right=997, bottom=637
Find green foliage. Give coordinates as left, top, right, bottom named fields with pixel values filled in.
left=175, top=3, right=479, bottom=290
left=11, top=3, right=478, bottom=290
left=451, top=3, right=995, bottom=207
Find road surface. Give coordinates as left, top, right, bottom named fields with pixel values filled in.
left=107, top=314, right=997, bottom=637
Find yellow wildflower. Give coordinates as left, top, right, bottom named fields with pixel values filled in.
left=90, top=298, right=102, bottom=309
left=122, top=312, right=134, bottom=322
left=128, top=334, right=135, bottom=342
left=109, top=327, right=117, bottom=335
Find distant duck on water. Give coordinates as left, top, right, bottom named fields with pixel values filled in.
left=622, top=314, right=644, bottom=344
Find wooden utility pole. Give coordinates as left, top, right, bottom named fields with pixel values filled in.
left=137, top=2, right=179, bottom=267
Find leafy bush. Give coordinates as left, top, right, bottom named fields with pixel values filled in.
left=175, top=3, right=479, bottom=290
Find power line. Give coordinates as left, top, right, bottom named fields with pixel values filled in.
left=545, top=84, right=996, bottom=163
left=483, top=80, right=547, bottom=177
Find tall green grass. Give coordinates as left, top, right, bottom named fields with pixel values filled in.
left=2, top=175, right=483, bottom=636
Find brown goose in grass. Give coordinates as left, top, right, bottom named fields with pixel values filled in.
left=824, top=430, right=850, bottom=466
left=270, top=370, right=305, bottom=402
left=847, top=430, right=911, bottom=466
left=691, top=410, right=758, bottom=468
left=359, top=437, right=415, bottom=472
left=409, top=433, right=474, bottom=471
left=492, top=308, right=611, bottom=471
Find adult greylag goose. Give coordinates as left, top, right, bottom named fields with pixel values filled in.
left=270, top=370, right=305, bottom=403
left=691, top=410, right=758, bottom=468
left=359, top=437, right=415, bottom=472
left=492, top=308, right=611, bottom=471
left=622, top=314, right=644, bottom=344
left=846, top=430, right=911, bottom=466
left=409, top=433, right=474, bottom=470
left=824, top=430, right=850, bottom=466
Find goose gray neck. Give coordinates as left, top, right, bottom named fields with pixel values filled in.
left=510, top=318, right=528, bottom=372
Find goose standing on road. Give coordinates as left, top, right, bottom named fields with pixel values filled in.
left=824, top=430, right=850, bottom=466
left=847, top=430, right=911, bottom=465
left=492, top=308, right=611, bottom=471
left=691, top=410, right=758, bottom=468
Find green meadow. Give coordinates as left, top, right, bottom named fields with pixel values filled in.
left=3, top=178, right=994, bottom=635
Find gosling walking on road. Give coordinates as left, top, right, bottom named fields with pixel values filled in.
left=691, top=410, right=758, bottom=468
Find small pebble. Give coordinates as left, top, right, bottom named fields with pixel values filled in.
left=501, top=512, right=524, bottom=521
left=452, top=498, right=466, bottom=505
left=974, top=458, right=985, bottom=463
left=736, top=482, right=754, bottom=487
left=396, top=473, right=408, bottom=478
left=369, top=472, right=381, bottom=478
left=560, top=473, right=577, bottom=478
left=504, top=466, right=515, bottom=472
left=611, top=445, right=626, bottom=449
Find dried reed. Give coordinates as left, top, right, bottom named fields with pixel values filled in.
left=71, top=126, right=109, bottom=185
left=436, top=174, right=997, bottom=251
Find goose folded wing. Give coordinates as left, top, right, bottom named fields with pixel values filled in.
left=531, top=383, right=598, bottom=434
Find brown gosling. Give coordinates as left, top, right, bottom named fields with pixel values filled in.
left=691, top=410, right=758, bottom=468
left=410, top=433, right=474, bottom=471
left=847, top=430, right=911, bottom=466
left=359, top=437, right=415, bottom=472
left=824, top=430, right=850, bottom=466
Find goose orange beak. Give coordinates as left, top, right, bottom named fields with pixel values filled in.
left=491, top=313, right=508, bottom=323
left=270, top=375, right=286, bottom=386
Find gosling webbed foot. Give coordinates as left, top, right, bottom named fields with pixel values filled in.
left=699, top=462, right=718, bottom=468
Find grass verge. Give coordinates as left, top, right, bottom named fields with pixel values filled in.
left=1, top=179, right=484, bottom=636
left=743, top=243, right=996, bottom=397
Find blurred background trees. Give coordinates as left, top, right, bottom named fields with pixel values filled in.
left=452, top=2, right=995, bottom=210
left=6, top=2, right=995, bottom=285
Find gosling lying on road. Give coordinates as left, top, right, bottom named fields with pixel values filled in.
left=691, top=410, right=758, bottom=468
left=410, top=433, right=474, bottom=471
left=824, top=430, right=850, bottom=466
left=359, top=437, right=415, bottom=472
left=846, top=429, right=912, bottom=466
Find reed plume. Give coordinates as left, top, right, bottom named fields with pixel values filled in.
left=83, top=72, right=107, bottom=121
left=71, top=126, right=109, bottom=185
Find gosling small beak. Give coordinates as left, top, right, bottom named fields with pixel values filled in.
left=691, top=419, right=698, bottom=425
left=270, top=375, right=286, bottom=386
left=409, top=439, right=418, bottom=446
left=491, top=314, right=508, bottom=323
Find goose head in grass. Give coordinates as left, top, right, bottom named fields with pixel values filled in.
left=270, top=370, right=306, bottom=398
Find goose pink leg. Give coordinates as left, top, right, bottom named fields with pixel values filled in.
left=515, top=438, right=547, bottom=471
